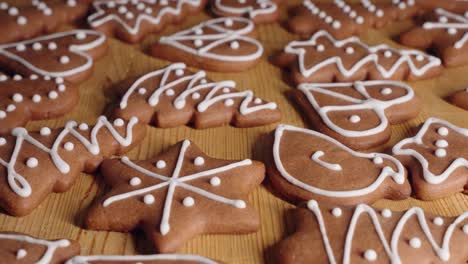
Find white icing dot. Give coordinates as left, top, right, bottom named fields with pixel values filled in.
left=234, top=200, right=246, bottom=208
left=17, top=16, right=27, bottom=25
left=332, top=21, right=341, bottom=29
left=372, top=156, right=383, bottom=165
left=364, top=249, right=377, bottom=261
left=130, top=177, right=141, bottom=186
left=13, top=74, right=22, bottom=81
left=331, top=207, right=342, bottom=217
left=409, top=237, right=422, bottom=249
left=230, top=41, right=240, bottom=49
left=16, top=44, right=26, bottom=51
left=182, top=196, right=195, bottom=207
left=59, top=55, right=70, bottom=64
left=254, top=98, right=262, bottom=104
left=55, top=77, right=64, bottom=84
left=435, top=148, right=446, bottom=158
left=165, top=89, right=175, bottom=96
left=0, top=75, right=7, bottom=81
left=433, top=217, right=444, bottom=226
left=175, top=69, right=184, bottom=76
left=6, top=104, right=15, bottom=112
left=0, top=110, right=5, bottom=119
left=32, top=95, right=41, bottom=103
left=13, top=93, right=23, bottom=103
left=145, top=7, right=152, bottom=14
left=58, top=84, right=66, bottom=92
left=225, top=99, right=235, bottom=106
left=381, top=208, right=392, bottom=218
left=194, top=39, right=203, bottom=47
left=138, top=88, right=147, bottom=95
left=64, top=142, right=74, bottom=151
left=44, top=75, right=51, bottom=81
left=349, top=115, right=360, bottom=123
left=32, top=42, right=42, bottom=51
left=48, top=42, right=57, bottom=50
left=210, top=176, right=221, bottom=186
left=439, top=16, right=448, bottom=23
left=435, top=139, right=448, bottom=148
left=8, top=7, right=18, bottom=16
left=316, top=44, right=325, bottom=52
left=192, top=92, right=201, bottom=99
left=448, top=28, right=457, bottom=35
left=384, top=50, right=392, bottom=58
left=222, top=88, right=230, bottom=93
left=224, top=18, right=234, bottom=27
left=16, top=249, right=27, bottom=259
left=40, top=127, right=51, bottom=136
left=356, top=16, right=364, bottom=24
left=437, top=127, right=449, bottom=136
left=463, top=224, right=468, bottom=234
left=118, top=6, right=127, bottom=13
left=416, top=55, right=425, bottom=62
left=381, top=88, right=392, bottom=95
left=26, top=157, right=39, bottom=168
left=143, top=194, right=155, bottom=205
left=194, top=156, right=205, bottom=166
left=76, top=32, right=87, bottom=40
left=125, top=12, right=134, bottom=20
left=79, top=123, right=89, bottom=131
left=48, top=91, right=58, bottom=99
left=346, top=47, right=354, bottom=54
left=194, top=28, right=203, bottom=35
left=113, top=118, right=124, bottom=127
left=0, top=137, right=6, bottom=146
left=156, top=160, right=166, bottom=169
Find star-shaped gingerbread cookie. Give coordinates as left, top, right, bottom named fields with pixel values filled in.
left=85, top=140, right=264, bottom=253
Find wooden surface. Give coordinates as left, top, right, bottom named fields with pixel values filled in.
left=1, top=1, right=468, bottom=263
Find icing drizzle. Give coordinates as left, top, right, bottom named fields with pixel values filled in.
left=422, top=8, right=468, bottom=49
left=66, top=254, right=218, bottom=264
left=0, top=116, right=138, bottom=197
left=213, top=0, right=278, bottom=19
left=102, top=140, right=250, bottom=236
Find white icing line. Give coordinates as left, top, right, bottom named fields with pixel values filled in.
left=65, top=254, right=218, bottom=264
left=422, top=8, right=468, bottom=49
left=311, top=151, right=342, bottom=171
left=212, top=0, right=278, bottom=19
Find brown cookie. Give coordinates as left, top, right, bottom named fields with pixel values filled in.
left=275, top=200, right=468, bottom=264
left=293, top=81, right=420, bottom=150
left=211, top=0, right=281, bottom=24
left=264, top=124, right=411, bottom=206
left=400, top=8, right=468, bottom=67
left=0, top=0, right=91, bottom=44
left=0, top=73, right=78, bottom=134
left=287, top=0, right=420, bottom=39
left=152, top=17, right=263, bottom=72
left=87, top=0, right=208, bottom=43
left=449, top=88, right=468, bottom=110
left=113, top=63, right=280, bottom=129
left=274, top=30, right=443, bottom=85
left=85, top=140, right=264, bottom=253
left=0, top=30, right=108, bottom=84
left=415, top=0, right=468, bottom=10
left=0, top=232, right=80, bottom=264
left=0, top=115, right=145, bottom=216
left=66, top=254, right=219, bottom=264
left=392, top=118, right=468, bottom=200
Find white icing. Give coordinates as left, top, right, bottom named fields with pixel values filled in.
left=26, top=157, right=38, bottom=168
left=183, top=196, right=195, bottom=207
left=409, top=237, right=422, bottom=248
left=393, top=118, right=468, bottom=185
left=144, top=194, right=155, bottom=204
left=102, top=140, right=250, bottom=235
left=307, top=200, right=468, bottom=263
left=433, top=217, right=444, bottom=226
left=0, top=233, right=70, bottom=264
left=119, top=63, right=277, bottom=115
left=65, top=254, right=218, bottom=264
left=212, top=0, right=278, bottom=19
left=332, top=207, right=342, bottom=217
left=298, top=80, right=415, bottom=138
left=194, top=156, right=205, bottom=166
left=311, top=151, right=343, bottom=171
left=159, top=17, right=263, bottom=63
left=364, top=249, right=377, bottom=261
left=284, top=30, right=441, bottom=79
left=0, top=116, right=138, bottom=197
left=273, top=125, right=406, bottom=198
left=156, top=160, right=167, bottom=169
left=381, top=208, right=392, bottom=218
left=130, top=177, right=141, bottom=186
left=210, top=176, right=221, bottom=186
left=422, top=9, right=468, bottom=49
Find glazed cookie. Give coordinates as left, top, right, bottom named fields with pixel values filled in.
left=275, top=200, right=468, bottom=264
left=211, top=0, right=281, bottom=24
left=113, top=63, right=280, bottom=129
left=449, top=88, right=468, bottom=110
left=264, top=125, right=411, bottom=206
left=287, top=0, right=420, bottom=39
left=393, top=118, right=468, bottom=200
left=0, top=116, right=145, bottom=216
left=400, top=8, right=468, bottom=67
left=0, top=73, right=79, bottom=134
left=274, top=30, right=443, bottom=85
left=86, top=140, right=264, bottom=253
left=0, top=232, right=80, bottom=264
left=66, top=254, right=219, bottom=264
left=88, top=0, right=207, bottom=43
left=293, top=81, right=420, bottom=150
left=0, top=30, right=107, bottom=84
left=152, top=17, right=263, bottom=72
left=0, top=0, right=91, bottom=44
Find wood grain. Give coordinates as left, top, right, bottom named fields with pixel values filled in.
left=0, top=1, right=467, bottom=263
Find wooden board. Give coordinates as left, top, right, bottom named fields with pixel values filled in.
left=0, top=1, right=467, bottom=263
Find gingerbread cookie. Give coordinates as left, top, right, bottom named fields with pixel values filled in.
left=66, top=254, right=219, bottom=264
left=264, top=125, right=410, bottom=206
left=274, top=30, right=443, bottom=85
left=0, top=115, right=145, bottom=216
left=113, top=63, right=280, bottom=129
left=287, top=0, right=420, bottom=39
left=449, top=88, right=468, bottom=110
left=85, top=140, right=264, bottom=253
left=0, top=0, right=91, bottom=44
left=400, top=8, right=468, bottom=67
left=415, top=0, right=468, bottom=10
left=0, top=232, right=80, bottom=264
left=153, top=17, right=263, bottom=72
left=0, top=30, right=107, bottom=84
left=392, top=118, right=468, bottom=200
left=294, top=80, right=420, bottom=150
left=0, top=73, right=78, bottom=134
left=275, top=200, right=468, bottom=264
left=211, top=0, right=281, bottom=24
left=88, top=0, right=207, bottom=43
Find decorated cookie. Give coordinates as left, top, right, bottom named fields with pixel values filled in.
left=287, top=0, right=420, bottom=39
left=275, top=200, right=468, bottom=264
left=400, top=8, right=468, bottom=67
left=0, top=116, right=145, bottom=216
left=0, top=30, right=107, bottom=84
left=393, top=118, right=468, bottom=200
left=293, top=81, right=420, bottom=150
left=415, top=0, right=468, bottom=10
left=264, top=125, right=410, bottom=206
left=87, top=0, right=207, bottom=43
left=85, top=140, right=264, bottom=253
left=274, top=30, right=443, bottom=85
left=66, top=254, right=219, bottom=264
left=0, top=232, right=80, bottom=264
left=211, top=0, right=281, bottom=24
left=0, top=0, right=91, bottom=44
left=113, top=63, right=280, bottom=128
left=152, top=17, right=263, bottom=72
left=449, top=88, right=468, bottom=110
